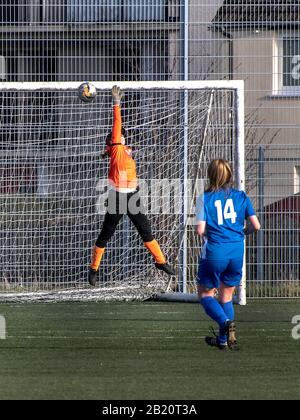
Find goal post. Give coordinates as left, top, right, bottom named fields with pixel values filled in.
left=0, top=80, right=245, bottom=303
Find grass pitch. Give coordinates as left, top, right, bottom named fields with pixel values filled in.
left=0, top=300, right=299, bottom=400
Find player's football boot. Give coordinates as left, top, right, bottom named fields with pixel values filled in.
left=88, top=268, right=98, bottom=286
left=226, top=320, right=238, bottom=350
left=205, top=335, right=228, bottom=351
left=155, top=263, right=175, bottom=276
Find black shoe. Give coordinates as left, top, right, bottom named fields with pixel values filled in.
left=205, top=336, right=228, bottom=351
left=226, top=321, right=238, bottom=350
left=88, top=268, right=98, bottom=286
left=155, top=263, right=175, bottom=276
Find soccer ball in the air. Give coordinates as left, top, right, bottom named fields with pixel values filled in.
left=78, top=82, right=97, bottom=103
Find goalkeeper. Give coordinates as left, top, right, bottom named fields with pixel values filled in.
left=89, top=86, right=175, bottom=286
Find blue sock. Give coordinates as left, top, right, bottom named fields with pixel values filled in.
left=200, top=297, right=229, bottom=336
left=221, top=301, right=235, bottom=321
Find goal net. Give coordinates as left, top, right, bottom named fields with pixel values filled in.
left=0, top=81, right=245, bottom=303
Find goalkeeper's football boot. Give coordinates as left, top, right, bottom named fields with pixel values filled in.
left=226, top=320, right=238, bottom=350
left=88, top=268, right=98, bottom=287
left=155, top=263, right=175, bottom=276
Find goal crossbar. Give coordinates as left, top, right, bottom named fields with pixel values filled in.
left=0, top=80, right=244, bottom=92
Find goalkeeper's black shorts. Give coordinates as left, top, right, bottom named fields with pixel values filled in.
left=96, top=189, right=153, bottom=248
left=105, top=188, right=145, bottom=215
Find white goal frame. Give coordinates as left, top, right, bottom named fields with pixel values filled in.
left=0, top=80, right=245, bottom=304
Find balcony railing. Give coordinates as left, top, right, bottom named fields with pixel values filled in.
left=0, top=1, right=180, bottom=25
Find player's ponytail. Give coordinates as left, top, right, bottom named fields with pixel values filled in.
left=206, top=159, right=233, bottom=192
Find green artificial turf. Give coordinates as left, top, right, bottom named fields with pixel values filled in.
left=0, top=300, right=299, bottom=400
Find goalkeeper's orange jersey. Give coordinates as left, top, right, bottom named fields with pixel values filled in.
left=106, top=105, right=138, bottom=192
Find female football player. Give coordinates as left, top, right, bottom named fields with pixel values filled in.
left=196, top=159, right=260, bottom=350
left=89, top=86, right=175, bottom=286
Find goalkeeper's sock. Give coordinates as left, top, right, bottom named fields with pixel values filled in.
left=144, top=240, right=166, bottom=265
left=221, top=301, right=235, bottom=322
left=90, top=246, right=105, bottom=271
left=200, top=297, right=229, bottom=342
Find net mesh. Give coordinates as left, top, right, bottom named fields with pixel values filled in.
left=0, top=85, right=239, bottom=302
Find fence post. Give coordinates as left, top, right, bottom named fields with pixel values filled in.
left=257, top=146, right=265, bottom=281
left=178, top=0, right=189, bottom=293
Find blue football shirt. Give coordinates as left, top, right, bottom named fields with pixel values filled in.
left=196, top=188, right=256, bottom=259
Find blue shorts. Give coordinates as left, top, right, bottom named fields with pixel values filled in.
left=196, top=257, right=243, bottom=290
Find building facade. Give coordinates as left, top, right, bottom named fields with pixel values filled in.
left=0, top=1, right=181, bottom=82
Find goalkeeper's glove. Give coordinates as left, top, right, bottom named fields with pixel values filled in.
left=112, top=85, right=123, bottom=105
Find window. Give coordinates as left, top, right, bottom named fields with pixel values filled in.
left=295, top=166, right=300, bottom=195
left=274, top=37, right=300, bottom=95
left=283, top=38, right=300, bottom=88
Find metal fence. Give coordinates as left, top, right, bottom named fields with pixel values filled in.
left=246, top=144, right=300, bottom=298
left=0, top=1, right=299, bottom=297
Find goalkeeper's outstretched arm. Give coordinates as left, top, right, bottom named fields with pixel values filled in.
left=102, top=86, right=124, bottom=157
left=111, top=85, right=123, bottom=145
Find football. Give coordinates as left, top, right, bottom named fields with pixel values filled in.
left=78, top=82, right=97, bottom=103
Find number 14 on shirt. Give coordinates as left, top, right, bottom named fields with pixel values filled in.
left=215, top=199, right=237, bottom=225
